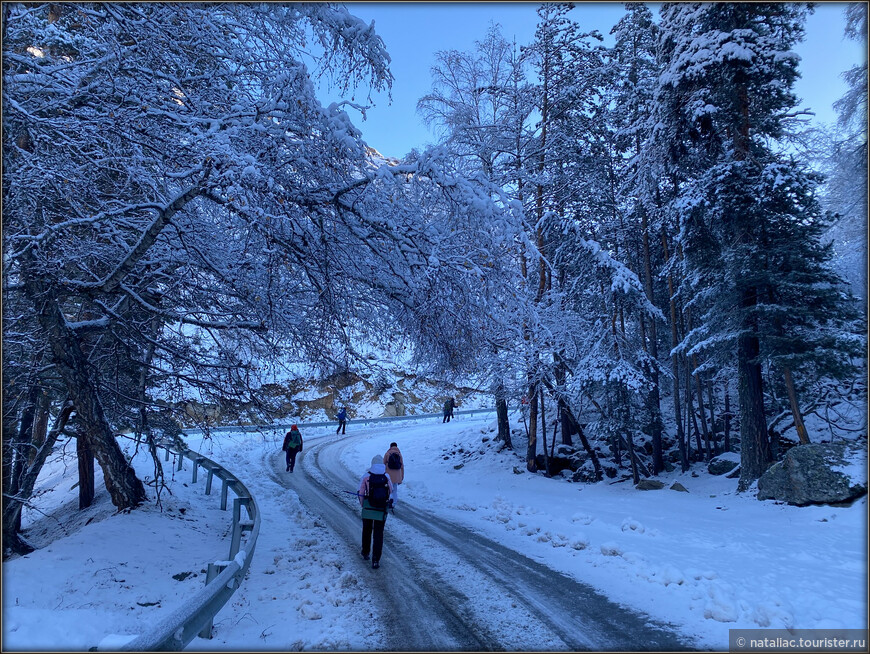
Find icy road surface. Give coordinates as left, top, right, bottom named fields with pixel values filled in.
left=265, top=422, right=690, bottom=651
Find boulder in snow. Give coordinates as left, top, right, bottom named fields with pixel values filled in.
left=670, top=482, right=689, bottom=493
left=757, top=441, right=868, bottom=506
left=636, top=479, right=665, bottom=491
left=708, top=453, right=739, bottom=476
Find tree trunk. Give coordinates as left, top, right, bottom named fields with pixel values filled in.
left=684, top=302, right=712, bottom=461
left=692, top=359, right=713, bottom=461
left=3, top=402, right=74, bottom=557
left=539, top=387, right=550, bottom=475
left=495, top=392, right=512, bottom=450
left=641, top=183, right=664, bottom=475
left=724, top=386, right=732, bottom=452
left=784, top=367, right=810, bottom=445
left=626, top=431, right=640, bottom=485
left=551, top=418, right=558, bottom=460
left=9, top=385, right=39, bottom=503
left=566, top=405, right=603, bottom=482
left=28, top=390, right=50, bottom=466
left=23, top=264, right=146, bottom=510
left=662, top=228, right=688, bottom=471
left=555, top=360, right=573, bottom=446
left=737, top=297, right=772, bottom=489
left=560, top=407, right=574, bottom=448
left=526, top=382, right=538, bottom=472
left=42, top=308, right=146, bottom=509
left=685, top=359, right=704, bottom=458
left=77, top=432, right=95, bottom=510
left=706, top=378, right=718, bottom=455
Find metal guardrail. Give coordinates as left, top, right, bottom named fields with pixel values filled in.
left=183, top=406, right=502, bottom=436
left=107, top=441, right=261, bottom=651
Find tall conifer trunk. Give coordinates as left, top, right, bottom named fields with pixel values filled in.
left=737, top=291, right=773, bottom=490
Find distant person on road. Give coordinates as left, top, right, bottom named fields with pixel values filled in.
left=383, top=442, right=404, bottom=507
left=282, top=425, right=303, bottom=473
left=336, top=406, right=348, bottom=435
left=442, top=396, right=456, bottom=423
left=357, top=455, right=393, bottom=569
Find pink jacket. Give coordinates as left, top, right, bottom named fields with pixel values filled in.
left=357, top=463, right=394, bottom=506
left=383, top=446, right=404, bottom=485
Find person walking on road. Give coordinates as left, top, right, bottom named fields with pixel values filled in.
left=282, top=425, right=303, bottom=473
left=336, top=406, right=348, bottom=435
left=358, top=455, right=393, bottom=569
left=442, top=396, right=456, bottom=423
left=383, top=442, right=404, bottom=507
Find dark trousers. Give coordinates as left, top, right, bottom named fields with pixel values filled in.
left=336, top=420, right=346, bottom=434
left=362, top=516, right=386, bottom=562
left=285, top=448, right=299, bottom=471
left=443, top=413, right=451, bottom=423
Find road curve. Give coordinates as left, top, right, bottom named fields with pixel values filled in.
left=266, top=430, right=693, bottom=651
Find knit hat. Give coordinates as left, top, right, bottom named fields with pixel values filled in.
left=371, top=455, right=382, bottom=466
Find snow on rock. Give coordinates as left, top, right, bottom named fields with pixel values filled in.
left=569, top=534, right=590, bottom=550
left=620, top=517, right=646, bottom=533
left=600, top=542, right=624, bottom=556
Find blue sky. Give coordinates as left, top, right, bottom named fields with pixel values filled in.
left=319, top=2, right=866, bottom=159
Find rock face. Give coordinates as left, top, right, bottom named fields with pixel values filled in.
left=708, top=453, right=739, bottom=476
left=383, top=392, right=406, bottom=417
left=757, top=441, right=868, bottom=506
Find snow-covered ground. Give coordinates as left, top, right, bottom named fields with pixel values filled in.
left=3, top=413, right=867, bottom=650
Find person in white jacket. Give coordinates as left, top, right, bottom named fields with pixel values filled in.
left=357, top=455, right=393, bottom=569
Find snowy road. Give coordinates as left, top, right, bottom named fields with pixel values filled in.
left=271, top=426, right=690, bottom=651
left=7, top=413, right=862, bottom=651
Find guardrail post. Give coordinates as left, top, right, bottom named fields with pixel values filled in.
left=198, top=563, right=220, bottom=639
left=177, top=452, right=184, bottom=472
left=165, top=447, right=170, bottom=462
left=230, top=498, right=242, bottom=558
left=220, top=479, right=229, bottom=510
left=205, top=469, right=214, bottom=495
left=192, top=457, right=203, bottom=484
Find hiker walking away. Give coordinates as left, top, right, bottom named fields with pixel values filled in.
left=358, top=455, right=393, bottom=569
left=383, top=442, right=404, bottom=507
left=442, top=396, right=456, bottom=423
left=282, top=425, right=303, bottom=472
left=336, top=406, right=348, bottom=435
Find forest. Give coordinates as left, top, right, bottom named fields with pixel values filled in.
left=3, top=2, right=867, bottom=556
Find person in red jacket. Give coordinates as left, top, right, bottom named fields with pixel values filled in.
left=383, top=442, right=404, bottom=507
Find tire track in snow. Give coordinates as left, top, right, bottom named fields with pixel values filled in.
left=268, top=428, right=691, bottom=651
left=265, top=437, right=501, bottom=651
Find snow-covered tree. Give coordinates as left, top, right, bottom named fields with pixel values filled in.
left=606, top=2, right=668, bottom=473
left=2, top=2, right=516, bottom=553
left=417, top=24, right=534, bottom=447
left=651, top=2, right=863, bottom=489
left=822, top=3, right=868, bottom=306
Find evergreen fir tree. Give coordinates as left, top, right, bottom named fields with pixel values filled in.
left=653, top=3, right=863, bottom=488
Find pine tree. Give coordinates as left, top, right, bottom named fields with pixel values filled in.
left=652, top=3, right=863, bottom=489
left=608, top=2, right=667, bottom=474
